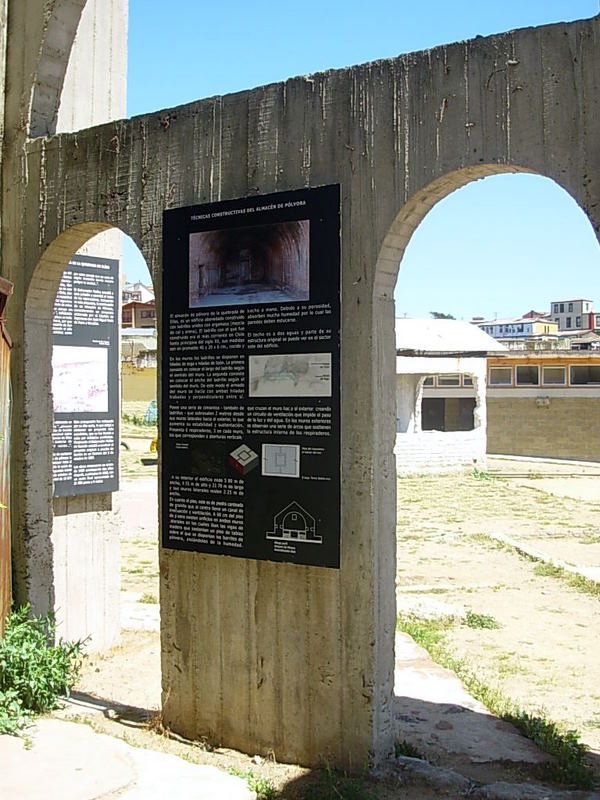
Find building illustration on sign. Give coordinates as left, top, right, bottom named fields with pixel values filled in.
left=267, top=501, right=322, bottom=544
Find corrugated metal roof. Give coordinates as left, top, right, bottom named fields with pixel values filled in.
left=395, top=318, right=507, bottom=354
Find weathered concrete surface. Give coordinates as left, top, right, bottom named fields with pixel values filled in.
left=3, top=0, right=128, bottom=649
left=3, top=3, right=600, bottom=770
left=393, top=633, right=548, bottom=768
left=0, top=718, right=256, bottom=800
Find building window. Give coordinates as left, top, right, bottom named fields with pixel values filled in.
left=553, top=304, right=559, bottom=313
left=516, top=365, right=539, bottom=385
left=542, top=366, right=566, bottom=386
left=570, top=365, right=600, bottom=385
left=122, top=309, right=132, bottom=323
left=421, top=397, right=475, bottom=432
left=568, top=302, right=573, bottom=312
left=463, top=375, right=473, bottom=387
left=560, top=303, right=564, bottom=313
left=575, top=316, right=581, bottom=327
left=489, top=366, right=512, bottom=385
left=566, top=317, right=572, bottom=329
left=141, top=309, right=155, bottom=318
left=422, top=376, right=434, bottom=386
left=437, top=374, right=460, bottom=386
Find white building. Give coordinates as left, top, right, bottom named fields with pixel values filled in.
left=395, top=319, right=505, bottom=473
left=122, top=281, right=155, bottom=304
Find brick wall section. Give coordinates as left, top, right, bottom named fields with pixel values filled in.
left=395, top=430, right=486, bottom=473
left=487, top=397, right=600, bottom=461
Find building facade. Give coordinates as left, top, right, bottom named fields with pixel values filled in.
left=550, top=298, right=594, bottom=332
left=487, top=352, right=600, bottom=462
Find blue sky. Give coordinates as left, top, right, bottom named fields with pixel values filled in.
left=124, top=0, right=600, bottom=320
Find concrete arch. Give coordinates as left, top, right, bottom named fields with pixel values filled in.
left=370, top=160, right=600, bottom=600
left=374, top=165, right=600, bottom=301
left=374, top=165, right=529, bottom=300
left=15, top=221, right=140, bottom=652
left=29, top=0, right=88, bottom=137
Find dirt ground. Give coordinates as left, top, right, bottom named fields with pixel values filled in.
left=71, top=450, right=600, bottom=796
left=396, top=460, right=600, bottom=754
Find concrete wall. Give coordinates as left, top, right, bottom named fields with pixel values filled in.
left=3, top=5, right=600, bottom=769
left=3, top=0, right=128, bottom=649
left=487, top=396, right=600, bottom=462
left=122, top=365, right=157, bottom=403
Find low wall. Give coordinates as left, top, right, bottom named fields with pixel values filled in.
left=395, top=429, right=486, bottom=474
left=122, top=365, right=157, bottom=403
left=487, top=397, right=600, bottom=462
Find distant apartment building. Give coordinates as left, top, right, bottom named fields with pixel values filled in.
left=122, top=281, right=155, bottom=328
left=473, top=314, right=560, bottom=350
left=476, top=315, right=557, bottom=339
left=550, top=298, right=593, bottom=331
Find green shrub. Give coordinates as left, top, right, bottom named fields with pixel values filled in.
left=304, top=767, right=379, bottom=799
left=464, top=610, right=501, bottom=629
left=0, top=605, right=86, bottom=734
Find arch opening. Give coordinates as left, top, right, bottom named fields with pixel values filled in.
left=375, top=168, right=600, bottom=760
left=18, top=223, right=160, bottom=714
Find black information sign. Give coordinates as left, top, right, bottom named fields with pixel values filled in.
left=52, top=254, right=119, bottom=497
left=162, top=185, right=341, bottom=568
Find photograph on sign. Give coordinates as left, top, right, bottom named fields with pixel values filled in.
left=188, top=220, right=309, bottom=308
left=52, top=345, right=108, bottom=413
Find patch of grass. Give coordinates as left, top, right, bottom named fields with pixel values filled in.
left=582, top=534, right=600, bottom=545
left=0, top=605, right=86, bottom=735
left=397, top=614, right=594, bottom=789
left=304, top=767, right=379, bottom=800
left=533, top=562, right=600, bottom=598
left=472, top=468, right=494, bottom=481
left=122, top=412, right=156, bottom=428
left=229, top=769, right=278, bottom=800
left=469, top=532, right=508, bottom=551
left=395, top=615, right=455, bottom=656
left=470, top=533, right=600, bottom=600
left=394, top=738, right=423, bottom=759
left=464, top=610, right=501, bottom=630
left=139, top=593, right=158, bottom=604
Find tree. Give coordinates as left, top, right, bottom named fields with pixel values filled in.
left=430, top=311, right=455, bottom=320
